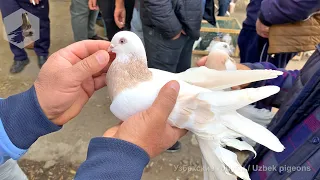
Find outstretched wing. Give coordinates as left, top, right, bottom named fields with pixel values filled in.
left=177, top=66, right=283, bottom=90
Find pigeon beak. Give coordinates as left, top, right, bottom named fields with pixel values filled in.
left=108, top=44, right=115, bottom=52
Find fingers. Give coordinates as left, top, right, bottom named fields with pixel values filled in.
left=103, top=125, right=121, bottom=137
left=257, top=31, right=269, bottom=38
left=114, top=11, right=125, bottom=29
left=196, top=56, right=208, bottom=67
left=30, top=0, right=38, bottom=5
left=61, top=40, right=110, bottom=65
left=172, top=127, right=188, bottom=139
left=70, top=50, right=110, bottom=82
left=256, top=19, right=269, bottom=38
left=88, top=0, right=98, bottom=10
left=93, top=73, right=107, bottom=90
left=148, top=81, right=180, bottom=122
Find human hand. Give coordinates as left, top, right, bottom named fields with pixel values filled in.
left=256, top=18, right=269, bottom=38
left=34, top=40, right=112, bottom=126
left=30, top=0, right=40, bottom=5
left=114, top=6, right=126, bottom=29
left=103, top=81, right=188, bottom=158
left=196, top=56, right=251, bottom=89
left=172, top=30, right=185, bottom=40
left=88, top=0, right=99, bottom=10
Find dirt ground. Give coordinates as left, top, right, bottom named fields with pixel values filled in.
left=0, top=1, right=307, bottom=179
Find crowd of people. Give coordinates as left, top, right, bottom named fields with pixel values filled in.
left=0, top=0, right=320, bottom=179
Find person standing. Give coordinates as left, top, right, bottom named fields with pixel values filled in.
left=88, top=0, right=134, bottom=40
left=140, top=0, right=203, bottom=73
left=0, top=0, right=51, bottom=73
left=237, top=0, right=318, bottom=68
left=70, top=0, right=105, bottom=42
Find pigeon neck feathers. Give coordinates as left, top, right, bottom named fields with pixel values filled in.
left=106, top=54, right=152, bottom=99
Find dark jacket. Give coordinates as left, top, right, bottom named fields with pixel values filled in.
left=140, top=0, right=203, bottom=40
left=243, top=0, right=320, bottom=28
left=242, top=45, right=320, bottom=180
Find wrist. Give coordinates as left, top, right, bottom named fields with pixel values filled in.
left=115, top=0, right=124, bottom=8
left=0, top=86, right=61, bottom=149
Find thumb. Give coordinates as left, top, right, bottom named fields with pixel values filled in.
left=71, top=50, right=109, bottom=82
left=148, top=81, right=180, bottom=122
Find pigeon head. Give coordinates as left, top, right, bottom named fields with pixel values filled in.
left=109, top=31, right=146, bottom=61
left=210, top=42, right=233, bottom=55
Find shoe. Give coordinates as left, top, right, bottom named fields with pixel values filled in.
left=166, top=141, right=181, bottom=153
left=89, top=35, right=108, bottom=41
left=10, top=59, right=30, bottom=74
left=38, top=56, right=48, bottom=68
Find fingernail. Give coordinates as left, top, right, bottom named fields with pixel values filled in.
left=169, top=81, right=180, bottom=92
left=96, top=51, right=107, bottom=65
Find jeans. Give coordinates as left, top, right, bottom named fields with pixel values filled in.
left=143, top=25, right=195, bottom=73
left=131, top=7, right=144, bottom=45
left=218, top=0, right=231, bottom=16
left=70, top=0, right=99, bottom=41
left=0, top=159, right=28, bottom=180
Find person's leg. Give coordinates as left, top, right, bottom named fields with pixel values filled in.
left=124, top=0, right=135, bottom=30
left=88, top=9, right=99, bottom=38
left=98, top=0, right=120, bottom=40
left=20, top=0, right=50, bottom=68
left=176, top=36, right=195, bottom=73
left=70, top=0, right=90, bottom=41
left=0, top=159, right=28, bottom=180
left=131, top=7, right=144, bottom=44
left=0, top=0, right=29, bottom=73
left=218, top=0, right=231, bottom=16
left=143, top=25, right=187, bottom=73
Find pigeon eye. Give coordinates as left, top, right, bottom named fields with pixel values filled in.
left=119, top=38, right=127, bottom=44
left=223, top=45, right=228, bottom=48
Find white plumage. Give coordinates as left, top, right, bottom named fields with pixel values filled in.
left=106, top=31, right=285, bottom=180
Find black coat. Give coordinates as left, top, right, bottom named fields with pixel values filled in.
left=140, top=0, right=203, bottom=40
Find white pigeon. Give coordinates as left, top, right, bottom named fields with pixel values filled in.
left=106, top=31, right=285, bottom=180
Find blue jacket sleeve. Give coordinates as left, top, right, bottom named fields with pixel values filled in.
left=243, top=62, right=300, bottom=108
left=75, top=138, right=150, bottom=180
left=259, top=0, right=320, bottom=26
left=0, top=86, right=61, bottom=164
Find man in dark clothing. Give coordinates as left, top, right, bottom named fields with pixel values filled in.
left=0, top=0, right=50, bottom=73
left=139, top=0, right=203, bottom=73
left=88, top=0, right=134, bottom=40
left=238, top=0, right=319, bottom=68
